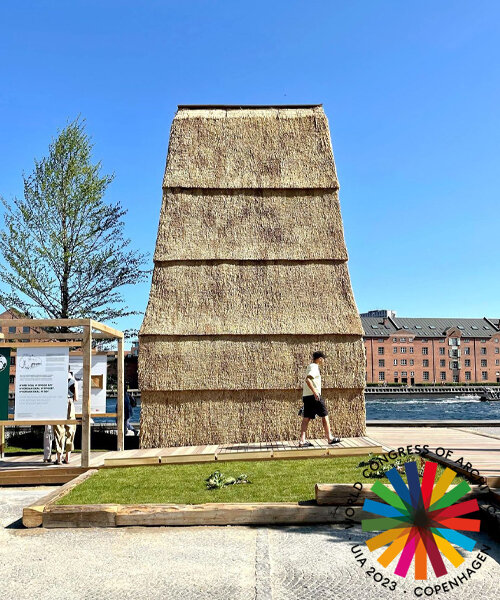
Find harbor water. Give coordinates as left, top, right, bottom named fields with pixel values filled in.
left=102, top=396, right=499, bottom=424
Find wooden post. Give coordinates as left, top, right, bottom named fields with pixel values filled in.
left=116, top=337, right=124, bottom=451
left=0, top=425, right=4, bottom=458
left=81, top=325, right=92, bottom=468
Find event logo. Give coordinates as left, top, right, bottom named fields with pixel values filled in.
left=0, top=355, right=7, bottom=372
left=361, top=461, right=480, bottom=580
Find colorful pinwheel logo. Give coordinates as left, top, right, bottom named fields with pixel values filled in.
left=361, top=461, right=481, bottom=580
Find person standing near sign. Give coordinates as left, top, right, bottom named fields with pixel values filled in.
left=54, top=370, right=77, bottom=465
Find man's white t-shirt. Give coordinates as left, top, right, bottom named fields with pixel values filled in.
left=302, top=362, right=321, bottom=397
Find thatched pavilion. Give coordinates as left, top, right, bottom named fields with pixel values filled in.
left=139, top=105, right=365, bottom=447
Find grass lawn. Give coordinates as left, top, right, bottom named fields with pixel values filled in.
left=57, top=454, right=460, bottom=506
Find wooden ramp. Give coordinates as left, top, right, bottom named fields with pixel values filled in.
left=102, top=436, right=384, bottom=468
left=0, top=452, right=110, bottom=486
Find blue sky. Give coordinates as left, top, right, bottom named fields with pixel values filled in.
left=1, top=1, right=499, bottom=336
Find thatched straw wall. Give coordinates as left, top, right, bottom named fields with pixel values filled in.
left=154, top=189, right=348, bottom=261
left=140, top=389, right=365, bottom=448
left=139, top=105, right=365, bottom=448
left=140, top=263, right=362, bottom=336
left=164, top=107, right=338, bottom=189
left=139, top=336, right=365, bottom=391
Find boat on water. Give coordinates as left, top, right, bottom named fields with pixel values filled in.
left=479, top=387, right=500, bottom=402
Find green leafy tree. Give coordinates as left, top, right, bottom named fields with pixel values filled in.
left=0, top=118, right=149, bottom=322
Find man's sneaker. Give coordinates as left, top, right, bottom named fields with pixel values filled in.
left=298, top=441, right=314, bottom=448
left=329, top=437, right=341, bottom=445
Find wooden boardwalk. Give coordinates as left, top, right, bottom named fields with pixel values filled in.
left=367, top=426, right=500, bottom=487
left=2, top=427, right=500, bottom=486
left=0, top=436, right=384, bottom=485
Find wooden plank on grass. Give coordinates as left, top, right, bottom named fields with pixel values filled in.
left=104, top=456, right=160, bottom=467
left=215, top=450, right=273, bottom=462
left=115, top=503, right=363, bottom=527
left=43, top=504, right=119, bottom=528
left=315, top=483, right=487, bottom=506
left=22, top=470, right=98, bottom=528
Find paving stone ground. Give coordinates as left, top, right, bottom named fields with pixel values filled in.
left=1, top=487, right=500, bottom=600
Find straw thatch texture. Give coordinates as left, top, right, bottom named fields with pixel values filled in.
left=140, top=105, right=365, bottom=448
left=154, top=189, right=348, bottom=261
left=140, top=389, right=365, bottom=448
left=163, top=107, right=338, bottom=189
left=139, top=335, right=365, bottom=391
left=140, top=262, right=363, bottom=336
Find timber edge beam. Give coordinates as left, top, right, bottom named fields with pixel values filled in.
left=0, top=318, right=123, bottom=339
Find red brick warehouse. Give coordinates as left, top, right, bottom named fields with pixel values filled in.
left=362, top=310, right=500, bottom=385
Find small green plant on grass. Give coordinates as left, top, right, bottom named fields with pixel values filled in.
left=357, top=452, right=423, bottom=479
left=205, top=470, right=251, bottom=489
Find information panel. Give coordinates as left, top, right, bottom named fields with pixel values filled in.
left=14, top=348, right=69, bottom=420
left=69, top=354, right=107, bottom=414
left=0, top=348, right=11, bottom=420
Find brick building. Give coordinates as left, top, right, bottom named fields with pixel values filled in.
left=362, top=310, right=500, bottom=385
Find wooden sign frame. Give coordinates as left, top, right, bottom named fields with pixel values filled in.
left=0, top=318, right=125, bottom=468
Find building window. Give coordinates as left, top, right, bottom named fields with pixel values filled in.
left=401, top=347, right=407, bottom=354
left=409, top=359, right=414, bottom=365
left=481, top=359, right=487, bottom=367
left=393, top=347, right=398, bottom=354
left=449, top=338, right=459, bottom=346
left=392, top=337, right=397, bottom=342
left=378, top=359, right=385, bottom=367
left=423, top=359, right=429, bottom=367
left=440, top=372, right=446, bottom=381
left=400, top=338, right=406, bottom=343
left=481, top=371, right=488, bottom=381
left=421, top=338, right=428, bottom=342
left=377, top=347, right=384, bottom=355
left=464, top=359, right=471, bottom=367
left=394, top=372, right=398, bottom=378
left=9, top=375, right=14, bottom=384
left=8, top=326, right=16, bottom=333
left=480, top=339, right=487, bottom=343
left=496, top=359, right=500, bottom=366
left=439, top=338, right=445, bottom=343
left=379, top=372, right=385, bottom=381
left=401, top=371, right=407, bottom=377
left=464, top=347, right=470, bottom=355
left=401, top=359, right=407, bottom=366
left=453, top=374, right=459, bottom=383
left=423, top=371, right=430, bottom=381
left=409, top=347, right=414, bottom=353
left=22, top=326, right=30, bottom=333
left=463, top=338, right=470, bottom=342
left=439, top=348, right=445, bottom=355
left=480, top=347, right=486, bottom=355
left=451, top=361, right=459, bottom=369
left=440, top=359, right=445, bottom=367
left=495, top=338, right=499, bottom=343
left=410, top=371, right=415, bottom=376
left=495, top=348, right=499, bottom=354
left=422, top=347, right=428, bottom=355
left=465, top=371, right=471, bottom=381
left=409, top=337, right=414, bottom=342
left=393, top=359, right=398, bottom=366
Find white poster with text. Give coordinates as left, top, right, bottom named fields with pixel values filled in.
left=69, top=354, right=107, bottom=414
left=14, top=348, right=69, bottom=420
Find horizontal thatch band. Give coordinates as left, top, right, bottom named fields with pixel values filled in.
left=164, top=106, right=338, bottom=189
left=140, top=389, right=366, bottom=447
left=138, top=335, right=365, bottom=391
left=153, top=188, right=348, bottom=261
left=140, top=262, right=363, bottom=336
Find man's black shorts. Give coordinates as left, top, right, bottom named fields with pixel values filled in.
left=302, top=395, right=328, bottom=419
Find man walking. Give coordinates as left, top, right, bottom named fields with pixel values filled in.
left=299, top=351, right=340, bottom=447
